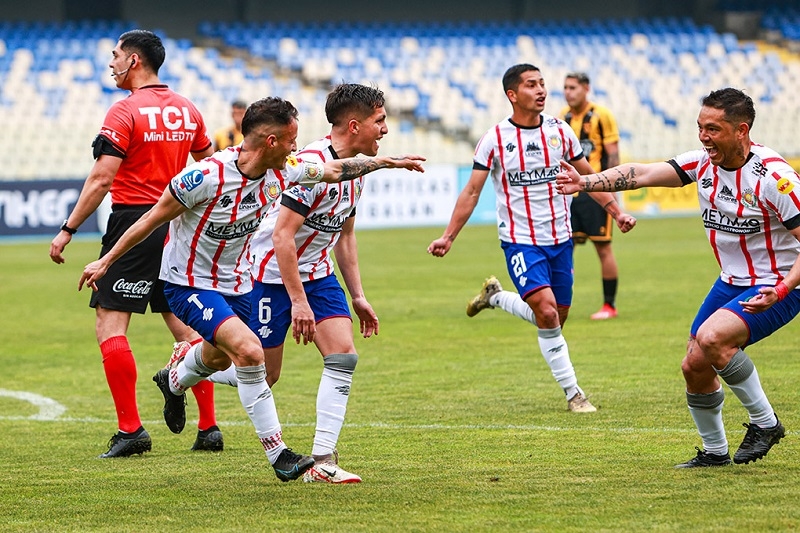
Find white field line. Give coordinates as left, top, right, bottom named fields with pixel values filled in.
left=1, top=388, right=786, bottom=435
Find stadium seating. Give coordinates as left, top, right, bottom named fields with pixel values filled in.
left=1, top=16, right=800, bottom=180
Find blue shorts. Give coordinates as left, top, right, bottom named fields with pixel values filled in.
left=690, top=277, right=800, bottom=346
left=500, top=240, right=573, bottom=307
left=163, top=282, right=251, bottom=345
left=248, top=275, right=351, bottom=349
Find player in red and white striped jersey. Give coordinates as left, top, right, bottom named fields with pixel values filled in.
left=213, top=84, right=386, bottom=483
left=556, top=87, right=799, bottom=467
left=428, top=64, right=636, bottom=414
left=79, top=96, right=425, bottom=481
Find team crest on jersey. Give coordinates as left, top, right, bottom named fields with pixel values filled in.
left=286, top=155, right=298, bottom=167
left=547, top=136, right=562, bottom=150
left=354, top=180, right=362, bottom=199
left=741, top=188, right=758, bottom=209
left=777, top=177, right=794, bottom=195
left=179, top=169, right=204, bottom=191
left=267, top=183, right=281, bottom=200
left=303, top=162, right=322, bottom=182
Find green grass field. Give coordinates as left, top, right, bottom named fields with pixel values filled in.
left=2, top=217, right=800, bottom=532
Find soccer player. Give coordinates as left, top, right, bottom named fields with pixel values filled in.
left=78, top=96, right=425, bottom=481
left=253, top=83, right=387, bottom=483
left=427, top=64, right=636, bottom=413
left=48, top=29, right=219, bottom=458
left=185, top=83, right=388, bottom=482
left=560, top=72, right=622, bottom=320
left=556, top=87, right=797, bottom=467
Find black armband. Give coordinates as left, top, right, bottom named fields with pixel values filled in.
left=92, top=134, right=125, bottom=160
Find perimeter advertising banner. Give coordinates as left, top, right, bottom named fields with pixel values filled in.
left=0, top=170, right=698, bottom=238
left=355, top=164, right=461, bottom=229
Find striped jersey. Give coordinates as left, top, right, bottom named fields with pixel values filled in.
left=251, top=137, right=363, bottom=283
left=160, top=146, right=325, bottom=295
left=474, top=114, right=584, bottom=246
left=99, top=85, right=211, bottom=205
left=670, top=144, right=800, bottom=286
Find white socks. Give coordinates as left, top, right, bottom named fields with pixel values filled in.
left=491, top=291, right=536, bottom=324
left=715, top=349, right=777, bottom=428
left=313, top=353, right=357, bottom=458
left=537, top=326, right=579, bottom=399
left=236, top=364, right=286, bottom=464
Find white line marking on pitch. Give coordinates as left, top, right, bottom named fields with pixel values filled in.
left=0, top=388, right=67, bottom=420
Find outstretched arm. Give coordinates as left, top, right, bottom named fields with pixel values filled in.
left=79, top=188, right=186, bottom=291
left=321, top=154, right=425, bottom=182
left=570, top=157, right=637, bottom=233
left=556, top=160, right=684, bottom=195
left=427, top=168, right=490, bottom=257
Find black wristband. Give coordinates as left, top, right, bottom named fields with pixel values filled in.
left=61, top=220, right=78, bottom=235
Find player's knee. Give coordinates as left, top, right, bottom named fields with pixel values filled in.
left=323, top=352, right=358, bottom=374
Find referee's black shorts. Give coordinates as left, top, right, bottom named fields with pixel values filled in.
left=89, top=205, right=171, bottom=314
left=570, top=192, right=613, bottom=245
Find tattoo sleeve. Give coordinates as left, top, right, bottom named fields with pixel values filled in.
left=339, top=158, right=390, bottom=181
left=582, top=166, right=637, bottom=192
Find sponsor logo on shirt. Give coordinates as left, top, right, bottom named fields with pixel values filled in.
left=239, top=191, right=259, bottom=211
left=179, top=169, right=204, bottom=192
left=304, top=211, right=348, bottom=233
left=505, top=142, right=516, bottom=153
left=507, top=165, right=560, bottom=186
left=524, top=141, right=541, bottom=154
left=716, top=185, right=737, bottom=204
left=777, top=177, right=794, bottom=195
left=99, top=128, right=121, bottom=142
left=701, top=208, right=761, bottom=234
left=205, top=212, right=269, bottom=240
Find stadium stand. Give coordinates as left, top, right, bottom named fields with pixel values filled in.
left=1, top=16, right=800, bottom=180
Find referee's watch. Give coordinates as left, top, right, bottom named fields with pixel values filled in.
left=60, top=220, right=78, bottom=235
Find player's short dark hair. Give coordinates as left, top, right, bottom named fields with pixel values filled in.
left=242, top=97, right=299, bottom=136
left=502, top=64, right=540, bottom=93
left=231, top=100, right=247, bottom=110
left=701, top=88, right=756, bottom=129
left=565, top=71, right=590, bottom=85
left=325, top=83, right=386, bottom=126
left=118, top=30, right=165, bottom=73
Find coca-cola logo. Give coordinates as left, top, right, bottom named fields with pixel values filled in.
left=112, top=279, right=154, bottom=296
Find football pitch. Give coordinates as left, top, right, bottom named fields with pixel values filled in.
left=2, top=217, right=799, bottom=532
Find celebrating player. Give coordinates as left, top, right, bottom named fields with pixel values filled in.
left=556, top=87, right=797, bottom=467
left=428, top=64, right=635, bottom=413
left=79, top=96, right=425, bottom=481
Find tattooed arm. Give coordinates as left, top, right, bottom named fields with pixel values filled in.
left=570, top=156, right=637, bottom=233
left=556, top=160, right=684, bottom=195
left=321, top=154, right=426, bottom=183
